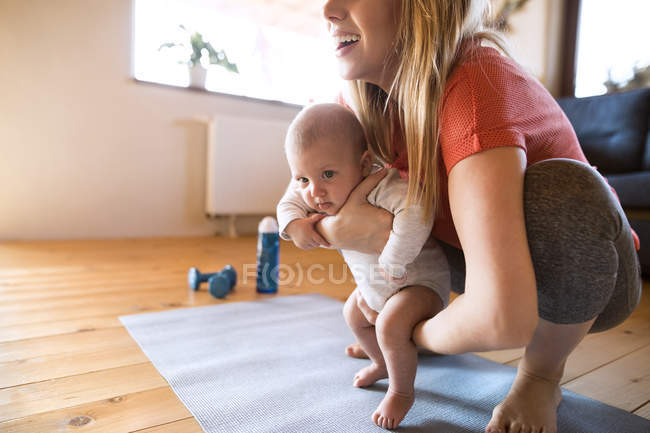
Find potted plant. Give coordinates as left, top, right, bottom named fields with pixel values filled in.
left=488, top=0, right=532, bottom=31
left=159, top=25, right=239, bottom=89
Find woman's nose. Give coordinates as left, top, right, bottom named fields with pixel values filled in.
left=322, top=0, right=346, bottom=24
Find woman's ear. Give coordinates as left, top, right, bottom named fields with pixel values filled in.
left=360, top=150, right=372, bottom=176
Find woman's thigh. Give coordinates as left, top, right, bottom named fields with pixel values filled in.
left=441, top=158, right=642, bottom=333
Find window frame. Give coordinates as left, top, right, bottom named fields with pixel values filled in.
left=130, top=0, right=341, bottom=107
left=560, top=0, right=581, bottom=97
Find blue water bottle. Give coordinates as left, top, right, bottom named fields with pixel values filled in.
left=256, top=216, right=279, bottom=293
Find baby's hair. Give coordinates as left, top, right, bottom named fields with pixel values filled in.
left=285, top=103, right=367, bottom=159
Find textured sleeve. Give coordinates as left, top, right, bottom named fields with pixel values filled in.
left=371, top=173, right=434, bottom=278
left=439, top=62, right=528, bottom=175
left=276, top=183, right=313, bottom=240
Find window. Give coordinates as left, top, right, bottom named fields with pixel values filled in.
left=133, top=0, right=344, bottom=105
left=574, top=0, right=650, bottom=97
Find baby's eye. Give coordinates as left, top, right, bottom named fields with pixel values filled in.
left=297, top=177, right=309, bottom=185
left=322, top=170, right=335, bottom=179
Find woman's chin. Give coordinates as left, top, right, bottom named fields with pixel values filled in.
left=337, top=64, right=362, bottom=82
left=337, top=65, right=382, bottom=87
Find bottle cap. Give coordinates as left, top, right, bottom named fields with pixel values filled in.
left=258, top=216, right=279, bottom=233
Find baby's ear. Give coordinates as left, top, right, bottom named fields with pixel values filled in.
left=360, top=150, right=372, bottom=176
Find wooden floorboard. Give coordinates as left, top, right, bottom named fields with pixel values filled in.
left=634, top=401, right=650, bottom=419
left=131, top=417, right=203, bottom=433
left=0, top=387, right=191, bottom=433
left=0, top=363, right=165, bottom=422
left=0, top=315, right=123, bottom=343
left=1, top=344, right=148, bottom=389
left=563, top=344, right=650, bottom=412
left=0, top=236, right=648, bottom=432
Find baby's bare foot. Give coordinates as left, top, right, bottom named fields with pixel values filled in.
left=353, top=363, right=388, bottom=387
left=485, top=368, right=562, bottom=433
left=345, top=343, right=369, bottom=359
left=372, top=389, right=414, bottom=430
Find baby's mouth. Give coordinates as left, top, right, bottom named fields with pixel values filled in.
left=317, top=202, right=332, bottom=211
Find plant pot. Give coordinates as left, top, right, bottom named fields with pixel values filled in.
left=189, top=64, right=207, bottom=89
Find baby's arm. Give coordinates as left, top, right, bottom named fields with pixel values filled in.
left=276, top=184, right=330, bottom=249
left=372, top=174, right=434, bottom=280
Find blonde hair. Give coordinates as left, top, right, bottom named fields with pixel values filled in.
left=348, top=0, right=510, bottom=219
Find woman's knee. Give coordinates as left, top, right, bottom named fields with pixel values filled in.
left=522, top=158, right=641, bottom=329
left=524, top=158, right=623, bottom=242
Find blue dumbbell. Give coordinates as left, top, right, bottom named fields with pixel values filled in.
left=187, top=265, right=237, bottom=294
left=208, top=271, right=235, bottom=299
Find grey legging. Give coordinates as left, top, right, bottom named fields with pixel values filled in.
left=440, top=158, right=642, bottom=333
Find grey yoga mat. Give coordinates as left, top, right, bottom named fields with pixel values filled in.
left=120, top=294, right=650, bottom=433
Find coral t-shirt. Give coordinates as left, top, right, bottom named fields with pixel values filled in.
left=381, top=46, right=640, bottom=250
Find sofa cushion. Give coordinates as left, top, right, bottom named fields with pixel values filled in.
left=557, top=88, right=650, bottom=174
left=607, top=171, right=650, bottom=208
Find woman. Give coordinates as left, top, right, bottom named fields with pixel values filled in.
left=311, top=1, right=642, bottom=432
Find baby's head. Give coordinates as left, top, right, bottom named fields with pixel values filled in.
left=285, top=103, right=372, bottom=215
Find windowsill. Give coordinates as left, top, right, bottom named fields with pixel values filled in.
left=132, top=78, right=304, bottom=109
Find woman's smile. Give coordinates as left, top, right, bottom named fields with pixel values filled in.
left=332, top=32, right=361, bottom=56
left=323, top=0, right=400, bottom=87
left=335, top=41, right=358, bottom=57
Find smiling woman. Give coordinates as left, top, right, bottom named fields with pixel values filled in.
left=132, top=0, right=343, bottom=105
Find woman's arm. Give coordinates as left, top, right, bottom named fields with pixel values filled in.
left=316, top=169, right=393, bottom=254
left=413, top=147, right=539, bottom=354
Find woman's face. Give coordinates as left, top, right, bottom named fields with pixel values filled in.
left=322, top=0, right=400, bottom=89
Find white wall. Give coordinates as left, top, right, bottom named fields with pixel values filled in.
left=502, top=0, right=565, bottom=96
left=0, top=0, right=300, bottom=240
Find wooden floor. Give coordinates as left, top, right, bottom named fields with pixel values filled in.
left=1, top=237, right=649, bottom=432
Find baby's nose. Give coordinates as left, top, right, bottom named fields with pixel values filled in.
left=310, top=183, right=326, bottom=197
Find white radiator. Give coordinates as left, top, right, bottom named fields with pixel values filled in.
left=202, top=114, right=292, bottom=216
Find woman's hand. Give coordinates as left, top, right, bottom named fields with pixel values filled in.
left=316, top=169, right=393, bottom=253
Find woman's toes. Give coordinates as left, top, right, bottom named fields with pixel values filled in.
left=485, top=408, right=506, bottom=433
left=509, top=421, right=523, bottom=433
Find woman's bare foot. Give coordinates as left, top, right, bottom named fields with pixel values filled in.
left=485, top=367, right=562, bottom=433
left=353, top=362, right=388, bottom=387
left=372, top=389, right=414, bottom=430
left=345, top=342, right=369, bottom=359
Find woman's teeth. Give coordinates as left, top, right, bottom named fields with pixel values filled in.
left=334, top=34, right=360, bottom=50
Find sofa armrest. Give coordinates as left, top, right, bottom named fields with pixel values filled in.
left=606, top=171, right=650, bottom=208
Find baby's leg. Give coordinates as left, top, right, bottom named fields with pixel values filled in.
left=373, top=285, right=444, bottom=430
left=343, top=289, right=387, bottom=387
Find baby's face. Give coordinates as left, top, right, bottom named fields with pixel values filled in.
left=287, top=139, right=369, bottom=215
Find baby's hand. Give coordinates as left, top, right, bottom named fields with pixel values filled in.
left=285, top=214, right=331, bottom=250
left=379, top=265, right=407, bottom=285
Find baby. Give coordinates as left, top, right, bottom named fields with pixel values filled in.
left=277, top=103, right=450, bottom=430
